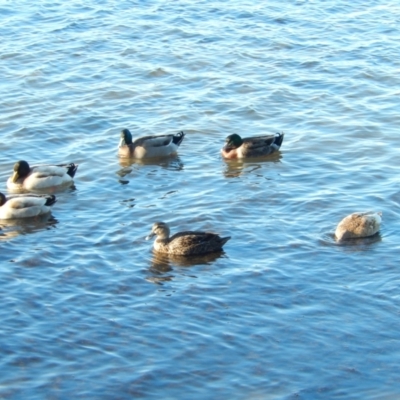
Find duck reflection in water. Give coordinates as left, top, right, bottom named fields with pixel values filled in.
left=147, top=251, right=227, bottom=285
left=119, top=155, right=184, bottom=170
left=223, top=151, right=282, bottom=178
left=0, top=214, right=58, bottom=241
left=117, top=156, right=184, bottom=184
left=330, top=232, right=382, bottom=253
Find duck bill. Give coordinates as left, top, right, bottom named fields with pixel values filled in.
left=118, top=137, right=126, bottom=147
left=223, top=144, right=233, bottom=152
left=11, top=171, right=19, bottom=183
left=146, top=232, right=155, bottom=240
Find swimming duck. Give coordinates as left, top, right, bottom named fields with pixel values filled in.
left=146, top=221, right=231, bottom=256
left=7, top=160, right=78, bottom=192
left=221, top=132, right=284, bottom=159
left=118, top=128, right=185, bottom=159
left=335, top=212, right=382, bottom=241
left=0, top=192, right=56, bottom=219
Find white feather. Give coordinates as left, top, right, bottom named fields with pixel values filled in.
left=7, top=163, right=76, bottom=192
left=0, top=194, right=54, bottom=219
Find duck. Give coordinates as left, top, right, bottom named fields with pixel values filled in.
left=0, top=192, right=56, bottom=219
left=118, top=128, right=185, bottom=159
left=146, top=221, right=231, bottom=256
left=221, top=132, right=284, bottom=159
left=335, top=211, right=382, bottom=241
left=7, top=160, right=78, bottom=192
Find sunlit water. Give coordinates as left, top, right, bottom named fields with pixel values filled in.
left=1, top=1, right=400, bottom=398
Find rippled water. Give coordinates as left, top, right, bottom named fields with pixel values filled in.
left=1, top=1, right=400, bottom=398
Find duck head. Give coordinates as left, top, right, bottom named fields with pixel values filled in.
left=223, top=134, right=243, bottom=151
left=119, top=129, right=133, bottom=147
left=12, top=160, right=31, bottom=182
left=146, top=222, right=170, bottom=240
left=0, top=192, right=6, bottom=206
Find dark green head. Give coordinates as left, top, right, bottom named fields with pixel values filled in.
left=12, top=160, right=31, bottom=182
left=0, top=192, right=6, bottom=206
left=224, top=134, right=243, bottom=150
left=119, top=129, right=133, bottom=146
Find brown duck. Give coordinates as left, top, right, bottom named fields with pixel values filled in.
left=146, top=222, right=231, bottom=256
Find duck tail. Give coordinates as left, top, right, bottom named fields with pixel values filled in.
left=220, top=236, right=231, bottom=246
left=45, top=194, right=57, bottom=206
left=274, top=132, right=284, bottom=148
left=66, top=163, right=78, bottom=178
left=173, top=131, right=185, bottom=146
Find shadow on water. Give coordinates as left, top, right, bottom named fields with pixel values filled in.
left=146, top=251, right=227, bottom=285
left=0, top=214, right=58, bottom=240
left=223, top=152, right=282, bottom=178
left=117, top=156, right=184, bottom=184
left=319, top=232, right=382, bottom=252
left=118, top=155, right=184, bottom=170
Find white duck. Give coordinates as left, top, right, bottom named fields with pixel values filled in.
left=7, top=160, right=78, bottom=192
left=118, top=128, right=185, bottom=159
left=0, top=192, right=56, bottom=219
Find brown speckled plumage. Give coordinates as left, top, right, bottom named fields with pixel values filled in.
left=335, top=212, right=382, bottom=241
left=146, top=222, right=230, bottom=256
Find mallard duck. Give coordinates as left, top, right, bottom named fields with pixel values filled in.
left=221, top=132, right=284, bottom=159
left=0, top=192, right=56, bottom=219
left=146, top=221, right=231, bottom=256
left=7, top=160, right=78, bottom=192
left=118, top=128, right=185, bottom=159
left=335, top=212, right=382, bottom=241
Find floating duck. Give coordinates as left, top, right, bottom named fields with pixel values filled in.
left=0, top=192, right=56, bottom=219
left=335, top=212, right=382, bottom=241
left=221, top=132, right=284, bottom=159
left=118, top=128, right=185, bottom=159
left=146, top=221, right=231, bottom=256
left=7, top=160, right=78, bottom=192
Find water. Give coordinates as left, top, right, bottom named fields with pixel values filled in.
left=1, top=1, right=400, bottom=398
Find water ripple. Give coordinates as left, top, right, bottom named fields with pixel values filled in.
left=1, top=0, right=400, bottom=398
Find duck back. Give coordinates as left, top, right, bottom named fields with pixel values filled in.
left=156, top=231, right=230, bottom=256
